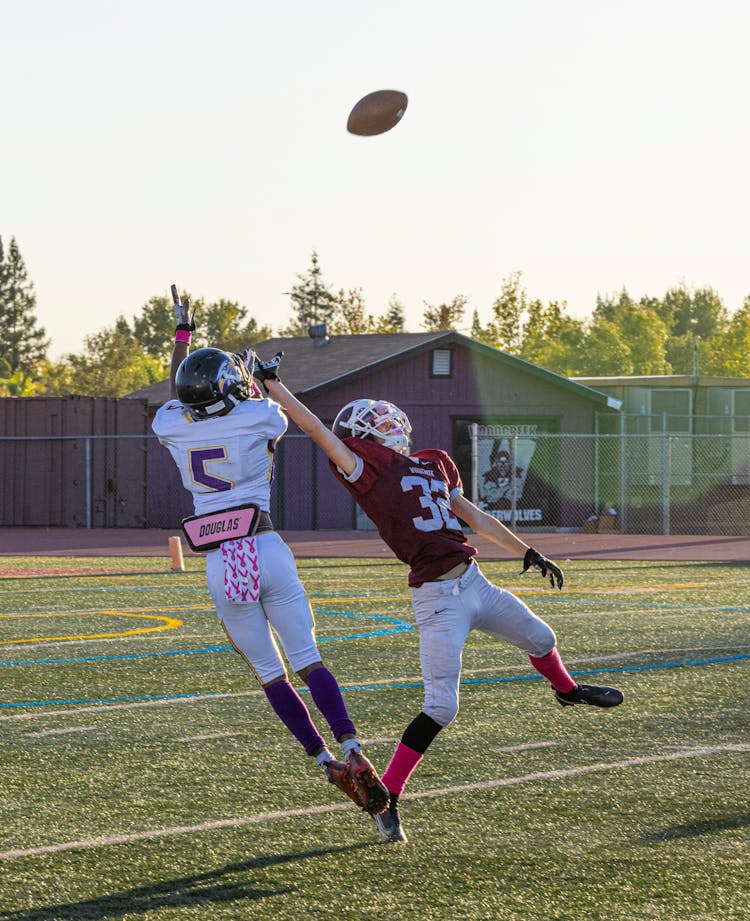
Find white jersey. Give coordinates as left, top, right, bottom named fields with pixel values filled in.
left=152, top=397, right=287, bottom=515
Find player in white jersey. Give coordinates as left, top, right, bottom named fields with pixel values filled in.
left=151, top=293, right=388, bottom=819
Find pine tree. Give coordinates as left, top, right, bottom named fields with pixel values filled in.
left=0, top=236, right=49, bottom=375
left=280, top=251, right=337, bottom=336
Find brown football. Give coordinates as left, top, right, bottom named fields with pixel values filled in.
left=346, top=89, right=408, bottom=136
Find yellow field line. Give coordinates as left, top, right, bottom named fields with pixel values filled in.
left=0, top=610, right=183, bottom=645
left=0, top=582, right=717, bottom=646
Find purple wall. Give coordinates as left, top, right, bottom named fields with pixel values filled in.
left=1, top=344, right=606, bottom=531
left=0, top=396, right=149, bottom=527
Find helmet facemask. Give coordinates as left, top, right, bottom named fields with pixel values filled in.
left=175, top=348, right=252, bottom=420
left=333, top=399, right=412, bottom=454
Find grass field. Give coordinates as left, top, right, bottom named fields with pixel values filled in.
left=0, top=555, right=748, bottom=920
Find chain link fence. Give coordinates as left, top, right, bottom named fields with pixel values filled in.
left=469, top=424, right=750, bottom=536
left=2, top=428, right=749, bottom=535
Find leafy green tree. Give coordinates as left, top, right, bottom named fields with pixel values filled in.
left=660, top=284, right=728, bottom=373
left=279, top=251, right=337, bottom=336
left=131, top=291, right=271, bottom=358
left=0, top=368, right=44, bottom=396
left=519, top=299, right=586, bottom=374
left=421, top=294, right=468, bottom=331
left=201, top=299, right=272, bottom=352
left=703, top=296, right=750, bottom=376
left=374, top=294, right=406, bottom=333
left=590, top=290, right=670, bottom=374
left=470, top=273, right=527, bottom=350
left=519, top=298, right=555, bottom=364
left=330, top=288, right=375, bottom=334
left=47, top=317, right=165, bottom=397
left=0, top=236, right=49, bottom=375
left=488, top=271, right=526, bottom=352
left=661, top=283, right=727, bottom=339
left=131, top=293, right=203, bottom=361
left=578, top=319, right=634, bottom=375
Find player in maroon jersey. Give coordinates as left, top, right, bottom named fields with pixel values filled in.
left=253, top=353, right=624, bottom=844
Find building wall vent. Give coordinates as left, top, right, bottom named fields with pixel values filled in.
left=431, top=348, right=452, bottom=377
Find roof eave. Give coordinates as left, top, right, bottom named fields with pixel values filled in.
left=300, top=331, right=620, bottom=409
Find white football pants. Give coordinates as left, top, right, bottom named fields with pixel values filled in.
left=205, top=531, right=320, bottom=684
left=410, top=561, right=556, bottom=727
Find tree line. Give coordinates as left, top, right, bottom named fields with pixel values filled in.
left=1, top=237, right=748, bottom=398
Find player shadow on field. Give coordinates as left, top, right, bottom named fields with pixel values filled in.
left=639, top=812, right=750, bottom=841
left=0, top=842, right=376, bottom=920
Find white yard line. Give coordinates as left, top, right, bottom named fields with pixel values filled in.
left=23, top=726, right=96, bottom=738
left=0, top=690, right=265, bottom=721
left=3, top=640, right=749, bottom=723
left=1, top=744, right=747, bottom=861
left=494, top=741, right=558, bottom=753
left=178, top=731, right=244, bottom=742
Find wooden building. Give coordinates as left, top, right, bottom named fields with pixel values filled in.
left=133, top=331, right=620, bottom=531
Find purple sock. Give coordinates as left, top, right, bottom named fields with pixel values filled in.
left=306, top=666, right=356, bottom=742
left=264, top=679, right=326, bottom=756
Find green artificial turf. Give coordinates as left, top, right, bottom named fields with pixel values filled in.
left=0, top=557, right=748, bottom=920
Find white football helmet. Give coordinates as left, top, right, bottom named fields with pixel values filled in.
left=333, top=399, right=412, bottom=454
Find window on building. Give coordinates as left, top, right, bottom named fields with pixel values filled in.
left=733, top=390, right=750, bottom=433
left=649, top=389, right=691, bottom=433
left=431, top=349, right=452, bottom=377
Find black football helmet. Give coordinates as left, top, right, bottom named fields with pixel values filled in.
left=175, top=348, right=252, bottom=419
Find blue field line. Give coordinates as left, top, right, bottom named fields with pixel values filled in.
left=0, top=610, right=413, bottom=669
left=2, top=653, right=748, bottom=709
left=0, top=692, right=226, bottom=709
left=339, top=653, right=750, bottom=691
left=0, top=645, right=231, bottom=668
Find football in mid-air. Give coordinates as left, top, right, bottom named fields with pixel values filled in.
left=346, top=90, right=408, bottom=136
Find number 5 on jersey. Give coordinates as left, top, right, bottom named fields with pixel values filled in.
left=189, top=446, right=233, bottom=492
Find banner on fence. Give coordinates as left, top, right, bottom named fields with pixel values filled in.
left=457, top=419, right=561, bottom=527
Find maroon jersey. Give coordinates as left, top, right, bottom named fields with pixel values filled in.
left=330, top=438, right=477, bottom=586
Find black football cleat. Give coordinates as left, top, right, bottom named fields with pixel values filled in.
left=373, top=794, right=408, bottom=843
left=554, top=683, right=624, bottom=708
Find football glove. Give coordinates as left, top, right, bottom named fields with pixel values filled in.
left=521, top=547, right=564, bottom=590
left=233, top=348, right=252, bottom=371
left=171, top=285, right=195, bottom=331
left=252, top=351, right=284, bottom=391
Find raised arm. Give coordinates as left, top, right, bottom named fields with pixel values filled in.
left=253, top=355, right=358, bottom=477
left=169, top=284, right=194, bottom=398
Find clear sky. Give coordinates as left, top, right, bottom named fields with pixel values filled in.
left=2, top=0, right=749, bottom=358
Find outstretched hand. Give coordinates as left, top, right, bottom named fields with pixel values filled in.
left=521, top=547, right=564, bottom=590
left=171, top=284, right=195, bottom=331
left=252, top=351, right=284, bottom=390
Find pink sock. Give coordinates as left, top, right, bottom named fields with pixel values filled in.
left=529, top=647, right=576, bottom=693
left=382, top=743, right=423, bottom=797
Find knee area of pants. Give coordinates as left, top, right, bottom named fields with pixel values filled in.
left=423, top=704, right=458, bottom=728
left=528, top=628, right=557, bottom=658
